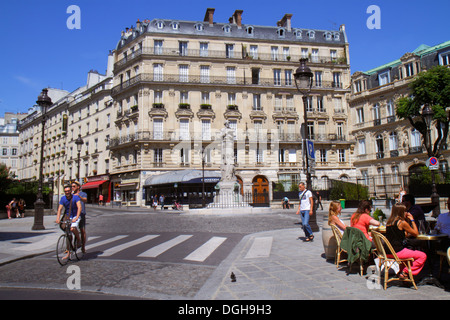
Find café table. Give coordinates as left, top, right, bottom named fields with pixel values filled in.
left=416, top=233, right=448, bottom=288
left=369, top=225, right=386, bottom=233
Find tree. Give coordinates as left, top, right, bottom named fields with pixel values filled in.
left=0, top=163, right=13, bottom=193
left=396, top=65, right=450, bottom=157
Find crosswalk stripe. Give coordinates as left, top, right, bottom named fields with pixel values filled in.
left=85, top=235, right=128, bottom=251
left=138, top=235, right=193, bottom=258
left=100, top=235, right=159, bottom=257
left=184, top=236, right=227, bottom=262
left=244, top=236, right=273, bottom=259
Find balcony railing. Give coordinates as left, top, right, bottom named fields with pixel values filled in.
left=112, top=73, right=343, bottom=96
left=114, top=47, right=348, bottom=70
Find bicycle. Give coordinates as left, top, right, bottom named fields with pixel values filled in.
left=56, top=219, right=82, bottom=266
left=172, top=200, right=183, bottom=211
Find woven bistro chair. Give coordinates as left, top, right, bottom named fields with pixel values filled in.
left=437, top=246, right=450, bottom=278
left=371, top=231, right=418, bottom=290
left=330, top=224, right=348, bottom=269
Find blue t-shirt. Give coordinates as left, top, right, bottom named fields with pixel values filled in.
left=77, top=191, right=87, bottom=216
left=59, top=195, right=81, bottom=219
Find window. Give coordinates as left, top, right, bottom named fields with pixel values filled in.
left=226, top=44, right=234, bottom=58
left=200, top=42, right=208, bottom=57
left=333, top=72, right=341, bottom=88
left=376, top=134, right=384, bottom=158
left=226, top=67, right=236, bottom=84
left=250, top=45, right=258, bottom=59
left=410, top=128, right=421, bottom=147
left=358, top=138, right=366, bottom=155
left=179, top=41, right=188, bottom=56
left=405, top=63, right=414, bottom=77
left=153, top=63, right=163, bottom=81
left=337, top=122, right=344, bottom=139
left=201, top=120, right=211, bottom=140
left=319, top=149, right=327, bottom=163
left=200, top=66, right=210, bottom=83
left=180, top=92, right=189, bottom=105
left=228, top=93, right=236, bottom=106
left=195, top=23, right=203, bottom=31
left=277, top=28, right=285, bottom=38
left=357, top=107, right=365, bottom=124
left=338, top=149, right=345, bottom=162
left=317, top=96, right=324, bottom=112
left=283, top=47, right=290, bottom=61
left=171, top=22, right=179, bottom=30
left=330, top=50, right=337, bottom=61
left=379, top=71, right=390, bottom=86
left=246, top=26, right=254, bottom=35
left=223, top=25, right=231, bottom=33
left=439, top=51, right=450, bottom=66
left=273, top=69, right=281, bottom=86
left=311, top=49, right=319, bottom=62
left=179, top=119, right=190, bottom=140
left=315, top=71, right=322, bottom=87
left=373, top=103, right=381, bottom=125
left=180, top=148, right=189, bottom=164
left=271, top=47, right=279, bottom=61
left=154, top=149, right=163, bottom=164
left=307, top=30, right=315, bottom=39
left=153, top=119, right=163, bottom=140
left=307, top=121, right=314, bottom=139
left=253, top=94, right=261, bottom=110
left=179, top=65, right=189, bottom=82
left=285, top=70, right=292, bottom=86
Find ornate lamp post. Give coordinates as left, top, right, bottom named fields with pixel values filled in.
left=32, top=89, right=52, bottom=230
left=294, top=58, right=314, bottom=191
left=422, top=104, right=440, bottom=217
left=294, top=59, right=318, bottom=232
left=75, top=134, right=84, bottom=185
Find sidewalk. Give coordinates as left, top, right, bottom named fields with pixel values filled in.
left=0, top=209, right=449, bottom=299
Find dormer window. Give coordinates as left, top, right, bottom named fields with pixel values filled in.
left=277, top=28, right=285, bottom=38
left=324, top=32, right=332, bottom=41
left=294, top=29, right=302, bottom=39
left=156, top=21, right=165, bottom=29
left=333, top=33, right=340, bottom=41
left=307, top=30, right=315, bottom=39
left=246, top=26, right=254, bottom=35
left=194, top=23, right=204, bottom=31
left=223, top=25, right=231, bottom=33
left=171, top=22, right=179, bottom=30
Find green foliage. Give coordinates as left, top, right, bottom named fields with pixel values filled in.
left=329, top=180, right=369, bottom=200
left=0, top=163, right=13, bottom=193
left=373, top=208, right=386, bottom=221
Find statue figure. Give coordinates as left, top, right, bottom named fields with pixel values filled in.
left=220, top=120, right=236, bottom=182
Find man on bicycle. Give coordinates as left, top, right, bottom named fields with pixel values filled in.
left=56, top=185, right=82, bottom=255
left=71, top=181, right=87, bottom=254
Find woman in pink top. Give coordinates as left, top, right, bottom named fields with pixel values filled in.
left=350, top=200, right=380, bottom=241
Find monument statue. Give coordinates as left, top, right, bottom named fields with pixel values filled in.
left=220, top=120, right=236, bottom=182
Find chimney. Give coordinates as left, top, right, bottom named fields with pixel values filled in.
left=232, top=10, right=243, bottom=28
left=278, top=13, right=293, bottom=32
left=136, top=19, right=141, bottom=30
left=204, top=8, right=215, bottom=26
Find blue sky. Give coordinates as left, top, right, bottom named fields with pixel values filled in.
left=0, top=0, right=449, bottom=115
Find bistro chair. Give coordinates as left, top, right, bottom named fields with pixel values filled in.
left=371, top=231, right=418, bottom=290
left=330, top=224, right=348, bottom=269
left=437, top=246, right=450, bottom=278
left=340, top=227, right=372, bottom=276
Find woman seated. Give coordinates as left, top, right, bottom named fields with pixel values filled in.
left=385, top=204, right=427, bottom=278
left=350, top=200, right=380, bottom=242
left=328, top=201, right=347, bottom=235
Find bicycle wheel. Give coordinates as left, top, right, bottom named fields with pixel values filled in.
left=56, top=234, right=70, bottom=266
left=72, top=236, right=81, bottom=261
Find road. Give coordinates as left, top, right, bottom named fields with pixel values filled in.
left=0, top=206, right=306, bottom=300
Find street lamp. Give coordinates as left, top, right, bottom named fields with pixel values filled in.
left=32, top=89, right=52, bottom=230
left=294, top=59, right=319, bottom=232
left=75, top=134, right=84, bottom=185
left=294, top=58, right=313, bottom=191
left=422, top=104, right=440, bottom=216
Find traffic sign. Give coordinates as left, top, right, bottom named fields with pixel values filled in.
left=306, top=140, right=315, bottom=160
left=427, top=157, right=439, bottom=170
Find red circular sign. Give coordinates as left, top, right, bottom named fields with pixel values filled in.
left=429, top=157, right=438, bottom=166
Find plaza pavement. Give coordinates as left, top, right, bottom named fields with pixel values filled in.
left=0, top=207, right=449, bottom=300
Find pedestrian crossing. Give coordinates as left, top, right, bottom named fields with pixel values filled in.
left=39, top=232, right=275, bottom=265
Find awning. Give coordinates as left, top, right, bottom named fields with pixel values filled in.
left=81, top=180, right=108, bottom=190
left=144, top=169, right=220, bottom=187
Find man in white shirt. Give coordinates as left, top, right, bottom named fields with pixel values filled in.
left=296, top=182, right=314, bottom=242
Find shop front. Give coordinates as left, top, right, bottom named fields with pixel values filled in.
left=111, top=172, right=140, bottom=207
left=81, top=175, right=110, bottom=204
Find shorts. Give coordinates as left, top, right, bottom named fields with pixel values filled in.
left=69, top=215, right=85, bottom=229
left=70, top=218, right=81, bottom=229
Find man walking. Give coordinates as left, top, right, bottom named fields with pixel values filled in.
left=296, top=182, right=314, bottom=242
left=72, top=181, right=88, bottom=253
